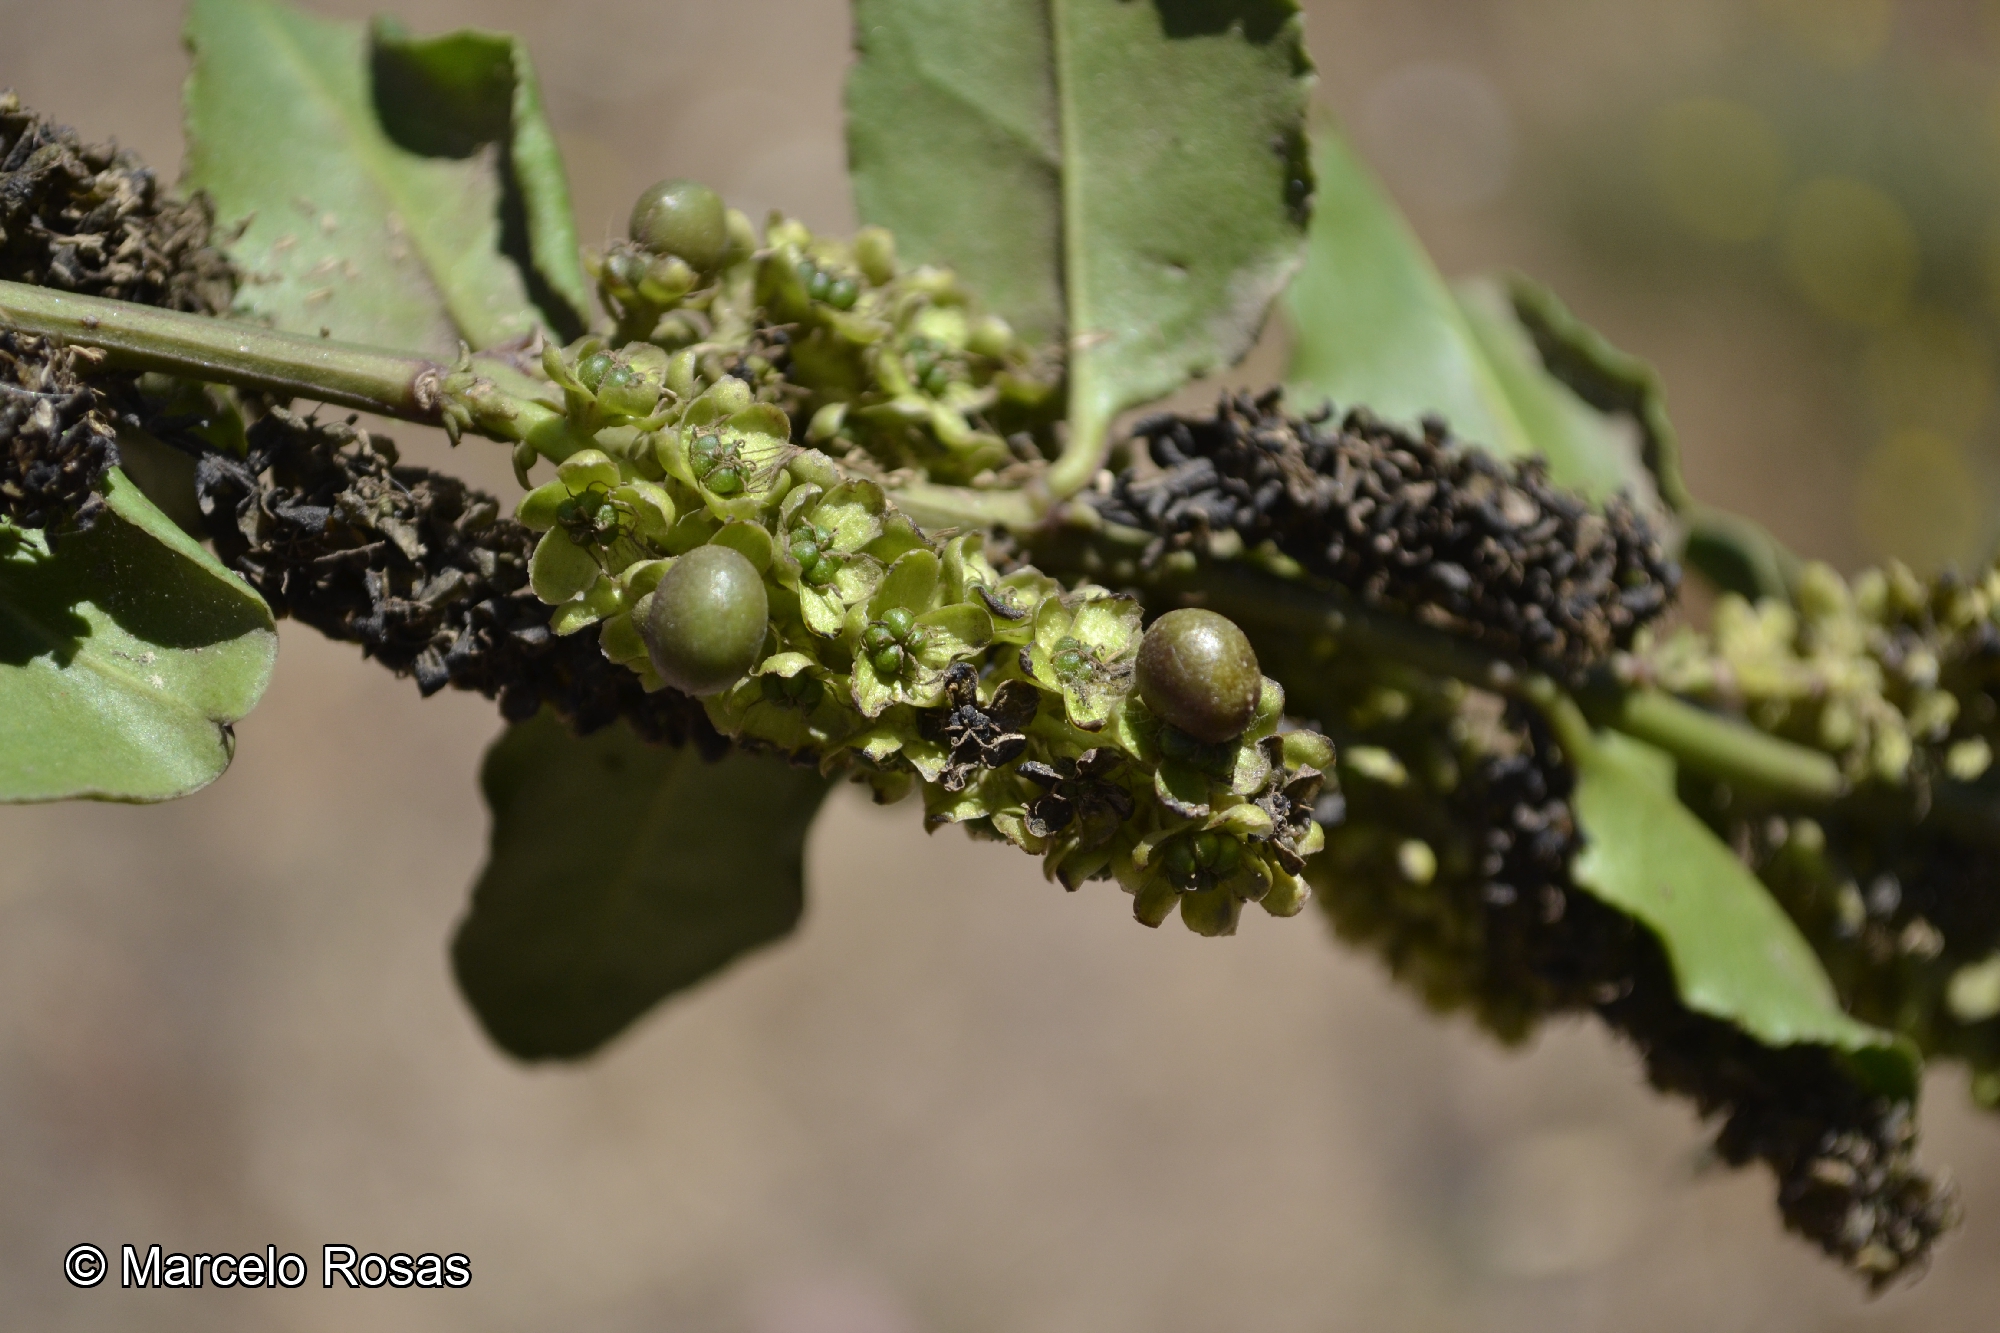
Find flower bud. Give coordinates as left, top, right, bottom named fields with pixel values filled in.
left=854, top=225, right=897, bottom=285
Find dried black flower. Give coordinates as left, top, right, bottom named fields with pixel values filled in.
left=925, top=661, right=1037, bottom=792
left=1, top=91, right=235, bottom=314
left=0, top=330, right=118, bottom=532
left=1098, top=391, right=1680, bottom=675
left=193, top=406, right=721, bottom=752
left=1314, top=706, right=1955, bottom=1285
left=1, top=94, right=238, bottom=532
left=1019, top=747, right=1135, bottom=860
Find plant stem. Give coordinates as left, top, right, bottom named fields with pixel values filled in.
left=0, top=280, right=594, bottom=463
left=1575, top=683, right=1844, bottom=800
left=1, top=280, right=436, bottom=416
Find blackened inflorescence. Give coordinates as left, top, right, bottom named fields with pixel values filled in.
left=1320, top=708, right=1956, bottom=1285
left=1, top=94, right=240, bottom=532
left=0, top=91, right=235, bottom=314
left=0, top=330, right=118, bottom=532
left=1099, top=391, right=1680, bottom=675
left=193, top=407, right=722, bottom=752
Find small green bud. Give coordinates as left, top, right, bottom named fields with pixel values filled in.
left=1163, top=839, right=1197, bottom=879
left=967, top=314, right=1014, bottom=359
left=1192, top=830, right=1221, bottom=868
left=807, top=401, right=848, bottom=442
left=706, top=466, right=745, bottom=496
left=642, top=544, right=769, bottom=696
left=1136, top=608, right=1263, bottom=745
left=881, top=607, right=917, bottom=639
left=689, top=433, right=723, bottom=475
left=1212, top=837, right=1242, bottom=876
left=826, top=277, right=859, bottom=310
left=666, top=347, right=699, bottom=400
left=793, top=676, right=826, bottom=708
left=1396, top=839, right=1437, bottom=886
left=873, top=645, right=906, bottom=676
left=807, top=553, right=840, bottom=584
left=863, top=624, right=897, bottom=654
left=807, top=267, right=833, bottom=302
left=630, top=179, right=729, bottom=272
left=704, top=376, right=754, bottom=416
left=854, top=226, right=898, bottom=285
left=638, top=254, right=698, bottom=305
left=921, top=365, right=951, bottom=396
left=576, top=350, right=614, bottom=392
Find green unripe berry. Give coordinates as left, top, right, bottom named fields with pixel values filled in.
left=903, top=626, right=931, bottom=656
left=1136, top=608, right=1263, bottom=744
left=1192, top=830, right=1221, bottom=868
left=793, top=676, right=825, bottom=708
left=706, top=466, right=744, bottom=496
left=761, top=674, right=790, bottom=703
left=630, top=179, right=729, bottom=272
left=790, top=535, right=821, bottom=565
left=862, top=624, right=897, bottom=654
left=872, top=645, right=906, bottom=676
left=806, top=553, right=840, bottom=585
left=826, top=277, right=859, bottom=310
left=1053, top=649, right=1084, bottom=678
left=807, top=267, right=833, bottom=301
left=642, top=544, right=769, bottom=696
left=921, top=365, right=951, bottom=396
left=1212, top=837, right=1242, bottom=876
left=881, top=607, right=917, bottom=639
left=1163, top=839, right=1197, bottom=879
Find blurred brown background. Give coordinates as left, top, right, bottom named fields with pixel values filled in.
left=6, top=0, right=2000, bottom=1328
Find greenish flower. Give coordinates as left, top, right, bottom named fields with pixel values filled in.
left=847, top=549, right=995, bottom=717
left=775, top=478, right=891, bottom=637
left=1022, top=590, right=1142, bottom=732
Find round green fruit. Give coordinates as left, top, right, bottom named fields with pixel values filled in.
left=642, top=544, right=769, bottom=696
left=629, top=179, right=729, bottom=272
left=1135, top=608, right=1263, bottom=744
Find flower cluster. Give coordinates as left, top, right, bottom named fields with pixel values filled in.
left=504, top=317, right=1331, bottom=933
left=589, top=187, right=1062, bottom=486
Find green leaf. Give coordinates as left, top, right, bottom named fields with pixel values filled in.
left=1455, top=278, right=1651, bottom=504
left=1505, top=274, right=1800, bottom=600
left=453, top=714, right=834, bottom=1060
left=183, top=0, right=587, bottom=355
left=0, top=469, right=276, bottom=803
left=1284, top=132, right=1648, bottom=505
left=848, top=0, right=1314, bottom=477
left=1568, top=727, right=1918, bottom=1099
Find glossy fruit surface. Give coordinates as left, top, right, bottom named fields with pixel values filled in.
left=629, top=179, right=729, bottom=272
left=643, top=545, right=769, bottom=696
left=1135, top=608, right=1262, bottom=743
